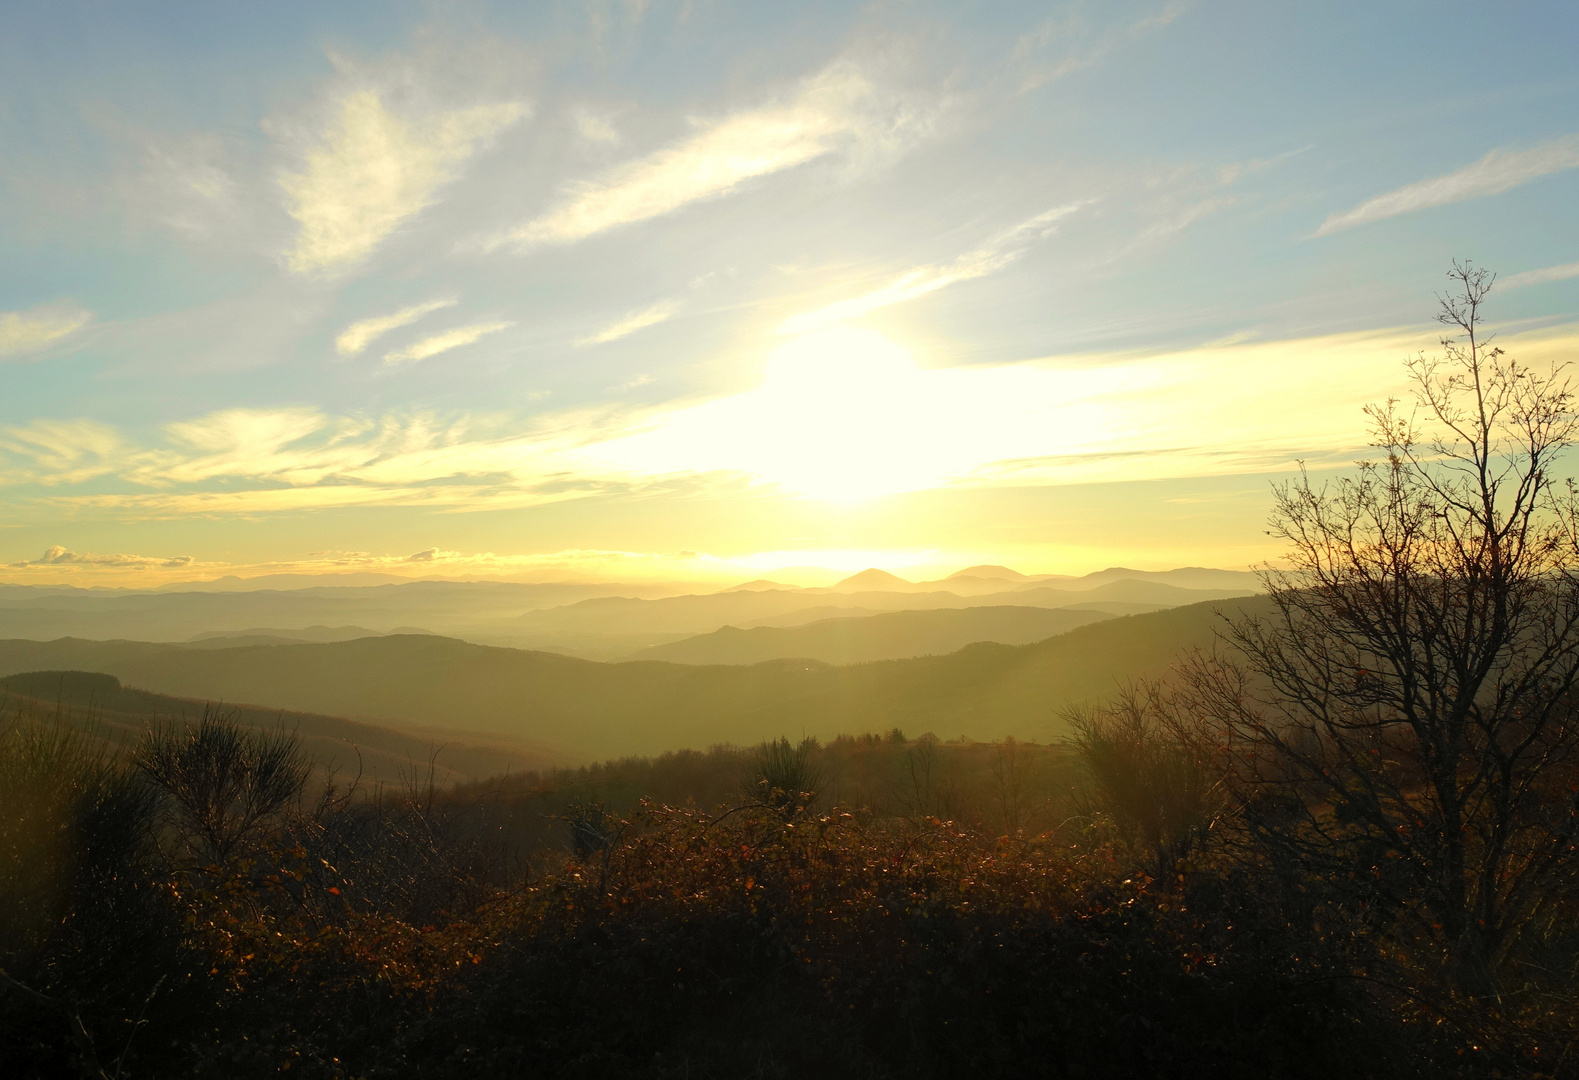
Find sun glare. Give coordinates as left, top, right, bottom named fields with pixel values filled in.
left=577, top=319, right=1494, bottom=506
left=751, top=328, right=947, bottom=502
left=585, top=326, right=971, bottom=502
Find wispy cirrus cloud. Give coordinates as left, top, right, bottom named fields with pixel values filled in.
left=1317, top=134, right=1579, bottom=235
left=19, top=409, right=610, bottom=519
left=1502, top=261, right=1579, bottom=289
left=779, top=203, right=1088, bottom=334
left=0, top=419, right=122, bottom=485
left=0, top=304, right=92, bottom=358
left=128, top=407, right=334, bottom=488
left=60, top=486, right=512, bottom=518
left=576, top=299, right=681, bottom=346
left=336, top=298, right=457, bottom=355
left=500, top=63, right=927, bottom=248
left=282, top=91, right=527, bottom=274
left=130, top=407, right=539, bottom=493
left=383, top=321, right=513, bottom=365
left=571, top=106, right=621, bottom=145
left=1011, top=2, right=1190, bottom=93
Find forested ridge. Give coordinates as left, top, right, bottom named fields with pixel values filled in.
left=0, top=597, right=1257, bottom=759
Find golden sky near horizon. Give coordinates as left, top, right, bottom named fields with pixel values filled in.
left=2, top=3, right=1576, bottom=588
left=5, top=320, right=1574, bottom=589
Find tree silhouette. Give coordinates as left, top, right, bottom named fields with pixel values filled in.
left=1186, top=262, right=1579, bottom=995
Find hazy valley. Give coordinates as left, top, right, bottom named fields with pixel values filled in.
left=0, top=574, right=1263, bottom=760
left=0, top=564, right=1257, bottom=663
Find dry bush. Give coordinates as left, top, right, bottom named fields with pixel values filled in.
left=1066, top=683, right=1222, bottom=879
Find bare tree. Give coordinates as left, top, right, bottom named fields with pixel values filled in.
left=1184, top=263, right=1579, bottom=995
left=1067, top=685, right=1219, bottom=878
left=989, top=737, right=1049, bottom=836
left=895, top=733, right=958, bottom=822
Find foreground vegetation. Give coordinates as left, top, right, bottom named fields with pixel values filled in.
left=1, top=706, right=1575, bottom=1079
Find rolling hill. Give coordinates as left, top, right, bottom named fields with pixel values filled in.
left=0, top=670, right=554, bottom=783
left=629, top=605, right=1116, bottom=665
left=0, top=596, right=1269, bottom=759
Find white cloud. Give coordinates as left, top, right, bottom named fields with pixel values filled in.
left=576, top=300, right=681, bottom=346
left=1502, top=261, right=1579, bottom=289
left=281, top=91, right=527, bottom=273
left=503, top=63, right=923, bottom=247
left=336, top=298, right=457, bottom=355
left=383, top=321, right=514, bottom=365
left=0, top=304, right=92, bottom=358
left=13, top=545, right=194, bottom=569
left=779, top=203, right=1087, bottom=334
left=1317, top=134, right=1579, bottom=235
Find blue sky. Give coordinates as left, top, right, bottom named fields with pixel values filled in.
left=1, top=0, right=1576, bottom=585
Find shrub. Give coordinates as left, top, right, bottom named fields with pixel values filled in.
left=136, top=707, right=310, bottom=868
left=752, top=736, right=821, bottom=812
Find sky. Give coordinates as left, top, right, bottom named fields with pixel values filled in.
left=1, top=0, right=1577, bottom=587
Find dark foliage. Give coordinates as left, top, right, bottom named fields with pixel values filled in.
left=5, top=707, right=1570, bottom=1079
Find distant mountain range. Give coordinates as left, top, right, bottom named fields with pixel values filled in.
left=504, top=578, right=1253, bottom=651
left=0, top=580, right=681, bottom=645
left=0, top=566, right=1260, bottom=660
left=821, top=565, right=1258, bottom=596
left=628, top=606, right=1116, bottom=665
left=0, top=596, right=1269, bottom=760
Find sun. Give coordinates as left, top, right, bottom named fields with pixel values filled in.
left=744, top=327, right=955, bottom=502
left=582, top=325, right=1050, bottom=503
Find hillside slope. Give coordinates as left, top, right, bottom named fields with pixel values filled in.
left=0, top=597, right=1267, bottom=758
left=630, top=606, right=1115, bottom=665
left=0, top=670, right=554, bottom=781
